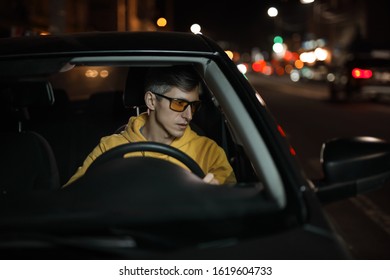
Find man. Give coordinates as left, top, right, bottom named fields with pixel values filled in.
left=64, top=65, right=236, bottom=186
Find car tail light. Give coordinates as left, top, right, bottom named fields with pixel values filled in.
left=351, top=68, right=372, bottom=79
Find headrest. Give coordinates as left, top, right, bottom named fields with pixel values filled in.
left=123, top=67, right=149, bottom=109
left=0, top=80, right=55, bottom=108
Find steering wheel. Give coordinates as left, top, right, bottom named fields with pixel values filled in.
left=87, top=142, right=205, bottom=178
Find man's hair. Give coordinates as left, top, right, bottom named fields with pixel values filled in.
left=144, top=65, right=201, bottom=95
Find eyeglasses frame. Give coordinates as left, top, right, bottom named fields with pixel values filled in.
left=150, top=91, right=201, bottom=114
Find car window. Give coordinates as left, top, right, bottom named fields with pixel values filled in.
left=42, top=58, right=288, bottom=208
left=41, top=63, right=263, bottom=188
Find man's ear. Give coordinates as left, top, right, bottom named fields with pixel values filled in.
left=144, top=91, right=155, bottom=111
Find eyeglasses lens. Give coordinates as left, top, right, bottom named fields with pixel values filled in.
left=171, top=100, right=200, bottom=114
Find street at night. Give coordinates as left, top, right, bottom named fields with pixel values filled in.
left=249, top=73, right=390, bottom=259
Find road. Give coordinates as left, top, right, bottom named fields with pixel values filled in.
left=247, top=73, right=390, bottom=259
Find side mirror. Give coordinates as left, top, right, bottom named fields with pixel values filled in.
left=316, top=137, right=390, bottom=204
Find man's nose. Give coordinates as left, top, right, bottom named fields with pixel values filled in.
left=181, top=105, right=193, bottom=121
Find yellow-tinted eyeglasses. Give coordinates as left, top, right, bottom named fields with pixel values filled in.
left=152, top=92, right=201, bottom=115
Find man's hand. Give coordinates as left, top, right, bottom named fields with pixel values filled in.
left=203, top=173, right=219, bottom=185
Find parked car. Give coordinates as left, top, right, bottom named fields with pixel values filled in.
left=0, top=31, right=389, bottom=259
left=328, top=49, right=390, bottom=102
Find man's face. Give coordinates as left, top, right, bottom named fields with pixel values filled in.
left=154, top=86, right=200, bottom=139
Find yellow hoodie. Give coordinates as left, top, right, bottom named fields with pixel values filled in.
left=65, top=113, right=236, bottom=186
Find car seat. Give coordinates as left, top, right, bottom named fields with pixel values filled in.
left=0, top=80, right=61, bottom=194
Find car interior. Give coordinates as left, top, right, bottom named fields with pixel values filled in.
left=0, top=61, right=260, bottom=188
